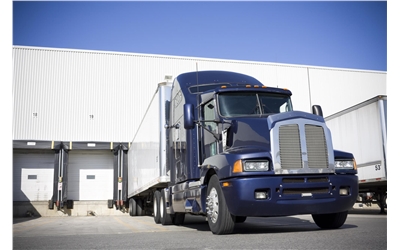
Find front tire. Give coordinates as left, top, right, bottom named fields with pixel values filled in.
left=129, top=198, right=136, bottom=216
left=312, top=211, right=348, bottom=229
left=206, top=175, right=235, bottom=235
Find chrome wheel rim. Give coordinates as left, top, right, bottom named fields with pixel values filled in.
left=207, top=187, right=219, bottom=223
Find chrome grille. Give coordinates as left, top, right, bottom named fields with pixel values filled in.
left=305, top=125, right=329, bottom=168
left=279, top=123, right=329, bottom=170
left=279, top=124, right=302, bottom=169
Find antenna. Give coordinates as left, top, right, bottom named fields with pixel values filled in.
left=196, top=62, right=199, bottom=85
left=196, top=62, right=199, bottom=104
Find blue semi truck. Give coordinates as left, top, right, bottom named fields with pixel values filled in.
left=126, top=70, right=358, bottom=235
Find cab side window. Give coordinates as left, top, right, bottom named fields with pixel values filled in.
left=202, top=99, right=217, bottom=158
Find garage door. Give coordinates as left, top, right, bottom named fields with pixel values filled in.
left=13, top=150, right=55, bottom=202
left=68, top=150, right=113, bottom=201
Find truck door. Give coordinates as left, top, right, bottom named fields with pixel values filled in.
left=171, top=90, right=187, bottom=183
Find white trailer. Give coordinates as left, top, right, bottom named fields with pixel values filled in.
left=325, top=95, right=387, bottom=213
left=126, top=82, right=172, bottom=216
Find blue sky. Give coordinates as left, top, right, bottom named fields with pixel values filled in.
left=12, top=1, right=388, bottom=71
left=3, top=1, right=396, bottom=241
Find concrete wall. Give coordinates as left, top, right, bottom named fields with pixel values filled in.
left=13, top=201, right=130, bottom=217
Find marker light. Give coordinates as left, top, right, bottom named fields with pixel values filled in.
left=233, top=160, right=243, bottom=173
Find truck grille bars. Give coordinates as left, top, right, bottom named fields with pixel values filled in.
left=276, top=123, right=330, bottom=172
left=304, top=125, right=329, bottom=168
left=279, top=124, right=302, bottom=169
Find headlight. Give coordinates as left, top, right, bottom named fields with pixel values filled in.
left=233, top=160, right=270, bottom=173
left=334, top=159, right=356, bottom=170
left=244, top=160, right=270, bottom=171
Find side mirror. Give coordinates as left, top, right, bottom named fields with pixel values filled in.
left=312, top=105, right=323, bottom=117
left=183, top=103, right=195, bottom=129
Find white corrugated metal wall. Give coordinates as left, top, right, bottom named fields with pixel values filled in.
left=13, top=46, right=386, bottom=143
left=12, top=46, right=387, bottom=206
left=308, top=68, right=387, bottom=117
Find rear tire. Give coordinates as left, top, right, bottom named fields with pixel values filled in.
left=312, top=211, right=348, bottom=229
left=129, top=198, right=137, bottom=216
left=160, top=189, right=173, bottom=225
left=137, top=198, right=144, bottom=216
left=377, top=192, right=387, bottom=214
left=153, top=191, right=161, bottom=224
left=206, top=175, right=235, bottom=235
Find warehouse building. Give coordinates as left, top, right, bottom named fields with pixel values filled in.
left=12, top=46, right=387, bottom=217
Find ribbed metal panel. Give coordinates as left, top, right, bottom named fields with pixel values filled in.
left=305, top=125, right=329, bottom=168
left=279, top=124, right=302, bottom=169
left=279, top=124, right=329, bottom=170
left=325, top=96, right=387, bottom=182
left=308, top=68, right=386, bottom=116
left=12, top=46, right=386, bottom=143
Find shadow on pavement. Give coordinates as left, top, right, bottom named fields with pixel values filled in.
left=348, top=208, right=386, bottom=215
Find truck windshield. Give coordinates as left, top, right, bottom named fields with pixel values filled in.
left=218, top=92, right=293, bottom=117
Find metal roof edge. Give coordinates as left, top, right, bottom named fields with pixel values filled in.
left=12, top=45, right=387, bottom=74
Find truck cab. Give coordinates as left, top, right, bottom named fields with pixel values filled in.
left=162, top=70, right=358, bottom=234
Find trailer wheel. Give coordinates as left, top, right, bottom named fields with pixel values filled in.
left=137, top=198, right=144, bottom=216
left=383, top=194, right=387, bottom=209
left=377, top=192, right=387, bottom=214
left=206, top=175, right=235, bottom=235
left=160, top=189, right=173, bottom=225
left=153, top=190, right=161, bottom=224
left=312, top=211, right=348, bottom=229
left=129, top=198, right=137, bottom=216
